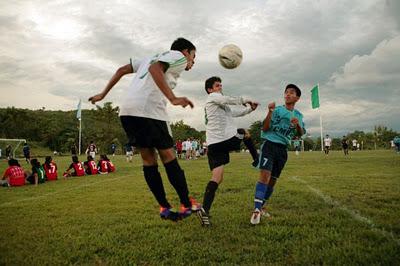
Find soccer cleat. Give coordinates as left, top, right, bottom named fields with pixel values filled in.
left=250, top=208, right=261, bottom=225
left=261, top=207, right=271, bottom=218
left=197, top=208, right=211, bottom=227
left=179, top=204, right=192, bottom=219
left=189, top=197, right=202, bottom=212
left=160, top=207, right=180, bottom=222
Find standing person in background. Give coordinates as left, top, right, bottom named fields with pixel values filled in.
left=293, top=137, right=301, bottom=156
left=176, top=139, right=183, bottom=159
left=111, top=143, right=117, bottom=156
left=394, top=136, right=400, bottom=153
left=185, top=138, right=192, bottom=160
left=86, top=141, right=97, bottom=159
left=342, top=136, right=349, bottom=156
left=43, top=156, right=58, bottom=181
left=352, top=139, right=357, bottom=151
left=125, top=144, right=134, bottom=162
left=22, top=143, right=31, bottom=164
left=71, top=144, right=77, bottom=156
left=5, top=145, right=12, bottom=160
left=323, top=134, right=332, bottom=155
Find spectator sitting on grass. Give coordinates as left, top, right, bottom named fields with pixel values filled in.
left=63, top=156, right=85, bottom=178
left=1, top=159, right=26, bottom=187
left=26, top=159, right=46, bottom=186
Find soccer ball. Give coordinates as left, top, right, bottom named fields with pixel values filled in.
left=218, top=44, right=243, bottom=69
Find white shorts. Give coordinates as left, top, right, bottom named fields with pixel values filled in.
left=126, top=151, right=133, bottom=156
left=89, top=152, right=96, bottom=158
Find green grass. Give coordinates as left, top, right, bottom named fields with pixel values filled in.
left=0, top=151, right=399, bottom=265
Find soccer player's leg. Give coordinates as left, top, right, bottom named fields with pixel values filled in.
left=237, top=128, right=259, bottom=166
left=198, top=146, right=227, bottom=226
left=140, top=148, right=178, bottom=221
left=159, top=148, right=201, bottom=219
left=251, top=141, right=274, bottom=225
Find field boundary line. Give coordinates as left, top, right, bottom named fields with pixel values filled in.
left=290, top=176, right=400, bottom=246
left=0, top=176, right=124, bottom=207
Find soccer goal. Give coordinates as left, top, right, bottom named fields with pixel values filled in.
left=0, top=138, right=27, bottom=159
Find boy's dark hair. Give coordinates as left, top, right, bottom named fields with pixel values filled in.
left=8, top=159, right=20, bottom=167
left=45, top=156, right=52, bottom=165
left=205, top=76, right=222, bottom=94
left=285, top=84, right=301, bottom=97
left=87, top=155, right=93, bottom=161
left=100, top=154, right=110, bottom=161
left=30, top=158, right=40, bottom=167
left=171, top=38, right=196, bottom=52
left=72, top=156, right=79, bottom=163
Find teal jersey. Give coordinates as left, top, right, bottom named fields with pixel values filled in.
left=261, top=105, right=306, bottom=146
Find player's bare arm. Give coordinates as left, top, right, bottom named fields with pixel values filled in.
left=291, top=117, right=304, bottom=136
left=262, top=102, right=275, bottom=131
left=88, top=64, right=133, bottom=104
left=148, top=62, right=193, bottom=108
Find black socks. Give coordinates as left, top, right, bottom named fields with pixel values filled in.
left=164, top=159, right=191, bottom=208
left=143, top=165, right=170, bottom=208
left=202, top=181, right=219, bottom=214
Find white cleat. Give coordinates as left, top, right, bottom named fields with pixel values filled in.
left=250, top=208, right=261, bottom=225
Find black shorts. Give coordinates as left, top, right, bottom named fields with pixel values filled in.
left=207, top=136, right=241, bottom=170
left=257, top=140, right=288, bottom=178
left=120, top=116, right=173, bottom=150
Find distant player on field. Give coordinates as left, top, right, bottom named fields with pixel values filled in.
left=22, top=142, right=31, bottom=163
left=88, top=37, right=201, bottom=221
left=86, top=141, right=97, bottom=159
left=196, top=76, right=259, bottom=226
left=250, top=84, right=306, bottom=225
left=323, top=134, right=332, bottom=155
left=341, top=136, right=349, bottom=155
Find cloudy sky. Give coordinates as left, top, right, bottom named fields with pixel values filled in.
left=1, top=0, right=399, bottom=136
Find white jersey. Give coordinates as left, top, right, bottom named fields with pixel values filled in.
left=119, top=50, right=187, bottom=121
left=205, top=92, right=253, bottom=145
left=324, top=138, right=332, bottom=147
left=352, top=139, right=357, bottom=146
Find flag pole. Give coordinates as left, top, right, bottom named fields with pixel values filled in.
left=79, top=117, right=82, bottom=155
left=318, top=83, right=323, bottom=152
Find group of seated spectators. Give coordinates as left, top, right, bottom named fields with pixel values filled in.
left=1, top=154, right=116, bottom=187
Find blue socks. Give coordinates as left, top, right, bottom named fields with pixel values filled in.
left=263, top=184, right=274, bottom=206
left=254, top=182, right=267, bottom=210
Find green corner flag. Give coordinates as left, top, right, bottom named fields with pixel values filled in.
left=311, top=85, right=320, bottom=109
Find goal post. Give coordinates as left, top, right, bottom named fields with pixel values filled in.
left=0, top=138, right=27, bottom=159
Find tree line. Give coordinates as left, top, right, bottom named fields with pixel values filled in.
left=0, top=103, right=398, bottom=155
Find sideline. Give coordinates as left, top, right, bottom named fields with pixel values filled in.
left=291, top=176, right=400, bottom=246
left=0, top=176, right=124, bottom=207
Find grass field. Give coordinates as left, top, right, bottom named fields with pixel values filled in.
left=0, top=150, right=399, bottom=265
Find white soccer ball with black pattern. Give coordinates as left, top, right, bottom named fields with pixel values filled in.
left=218, top=44, right=243, bottom=69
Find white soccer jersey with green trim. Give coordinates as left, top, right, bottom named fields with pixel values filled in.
left=119, top=50, right=187, bottom=121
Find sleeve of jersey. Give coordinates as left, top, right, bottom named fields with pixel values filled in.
left=130, top=58, right=142, bottom=72
left=231, top=106, right=253, bottom=117
left=209, top=93, right=245, bottom=106
left=158, top=51, right=187, bottom=70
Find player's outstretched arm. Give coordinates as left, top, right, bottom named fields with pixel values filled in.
left=148, top=62, right=193, bottom=108
left=88, top=64, right=133, bottom=104
left=262, top=102, right=275, bottom=131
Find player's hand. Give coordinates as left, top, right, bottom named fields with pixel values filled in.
left=268, top=102, right=275, bottom=112
left=171, top=97, right=194, bottom=108
left=88, top=93, right=104, bottom=104
left=250, top=102, right=259, bottom=110
left=291, top=117, right=299, bottom=126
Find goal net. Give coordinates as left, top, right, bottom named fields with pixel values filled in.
left=0, top=138, right=27, bottom=159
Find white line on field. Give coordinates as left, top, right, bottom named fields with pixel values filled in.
left=0, top=176, right=123, bottom=207
left=290, top=176, right=400, bottom=246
